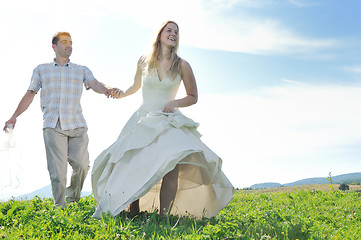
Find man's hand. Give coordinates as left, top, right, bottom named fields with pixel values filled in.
left=3, top=118, right=16, bottom=132
left=106, top=88, right=124, bottom=99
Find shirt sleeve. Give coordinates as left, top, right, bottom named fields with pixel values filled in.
left=83, top=66, right=96, bottom=90
left=28, top=66, right=42, bottom=93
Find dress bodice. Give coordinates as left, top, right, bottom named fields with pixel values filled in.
left=141, top=69, right=181, bottom=112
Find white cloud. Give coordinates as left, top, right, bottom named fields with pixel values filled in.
left=288, top=0, right=322, bottom=7
left=140, top=0, right=339, bottom=55
left=181, top=17, right=338, bottom=55
left=180, top=82, right=361, bottom=187
left=177, top=0, right=338, bottom=55
left=281, top=79, right=304, bottom=85
left=343, top=66, right=361, bottom=74
left=0, top=0, right=340, bottom=56
left=201, top=0, right=275, bottom=10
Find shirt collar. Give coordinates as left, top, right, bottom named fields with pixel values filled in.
left=53, top=58, right=72, bottom=67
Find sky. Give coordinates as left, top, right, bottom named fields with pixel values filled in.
left=1, top=0, right=361, bottom=199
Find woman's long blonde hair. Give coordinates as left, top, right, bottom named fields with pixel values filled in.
left=143, top=21, right=181, bottom=79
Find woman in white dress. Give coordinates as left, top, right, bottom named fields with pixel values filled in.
left=91, top=21, right=234, bottom=218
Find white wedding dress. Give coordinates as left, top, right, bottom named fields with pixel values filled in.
left=91, top=69, right=234, bottom=218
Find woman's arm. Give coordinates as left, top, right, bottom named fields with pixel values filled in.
left=163, top=59, right=198, bottom=112
left=115, top=59, right=143, bottom=99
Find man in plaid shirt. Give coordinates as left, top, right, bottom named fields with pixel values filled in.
left=3, top=32, right=122, bottom=208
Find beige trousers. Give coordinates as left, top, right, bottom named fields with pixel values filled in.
left=43, top=122, right=89, bottom=208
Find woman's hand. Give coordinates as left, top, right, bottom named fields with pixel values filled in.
left=106, top=88, right=124, bottom=99
left=162, top=101, right=177, bottom=113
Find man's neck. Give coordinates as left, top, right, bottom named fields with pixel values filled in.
left=54, top=57, right=70, bottom=66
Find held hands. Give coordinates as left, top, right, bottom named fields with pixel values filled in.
left=106, top=88, right=124, bottom=99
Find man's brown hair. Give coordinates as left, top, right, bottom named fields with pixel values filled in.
left=52, top=32, right=71, bottom=45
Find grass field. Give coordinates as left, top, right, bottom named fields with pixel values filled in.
left=1, top=184, right=361, bottom=239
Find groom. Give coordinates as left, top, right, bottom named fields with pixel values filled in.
left=3, top=32, right=122, bottom=208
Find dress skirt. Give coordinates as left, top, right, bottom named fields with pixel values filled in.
left=91, top=107, right=234, bottom=218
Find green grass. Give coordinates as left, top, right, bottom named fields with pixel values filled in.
left=1, top=188, right=361, bottom=239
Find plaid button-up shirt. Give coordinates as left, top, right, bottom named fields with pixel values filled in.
left=28, top=60, right=96, bottom=130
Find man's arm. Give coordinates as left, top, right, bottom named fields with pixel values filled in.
left=87, top=79, right=122, bottom=98
left=88, top=79, right=109, bottom=94
left=3, top=90, right=36, bottom=131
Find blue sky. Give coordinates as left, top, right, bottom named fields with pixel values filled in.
left=1, top=0, right=361, bottom=199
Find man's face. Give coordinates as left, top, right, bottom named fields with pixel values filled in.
left=53, top=35, right=72, bottom=58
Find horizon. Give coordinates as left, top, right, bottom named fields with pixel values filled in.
left=2, top=171, right=360, bottom=201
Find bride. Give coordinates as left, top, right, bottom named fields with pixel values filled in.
left=91, top=21, right=234, bottom=218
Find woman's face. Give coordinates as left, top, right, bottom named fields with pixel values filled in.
left=159, top=22, right=178, bottom=48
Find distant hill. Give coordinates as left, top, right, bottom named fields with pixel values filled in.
left=250, top=172, right=361, bottom=189
left=246, top=183, right=361, bottom=194
left=8, top=172, right=361, bottom=199
left=249, top=182, right=282, bottom=189
left=16, top=185, right=91, bottom=200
